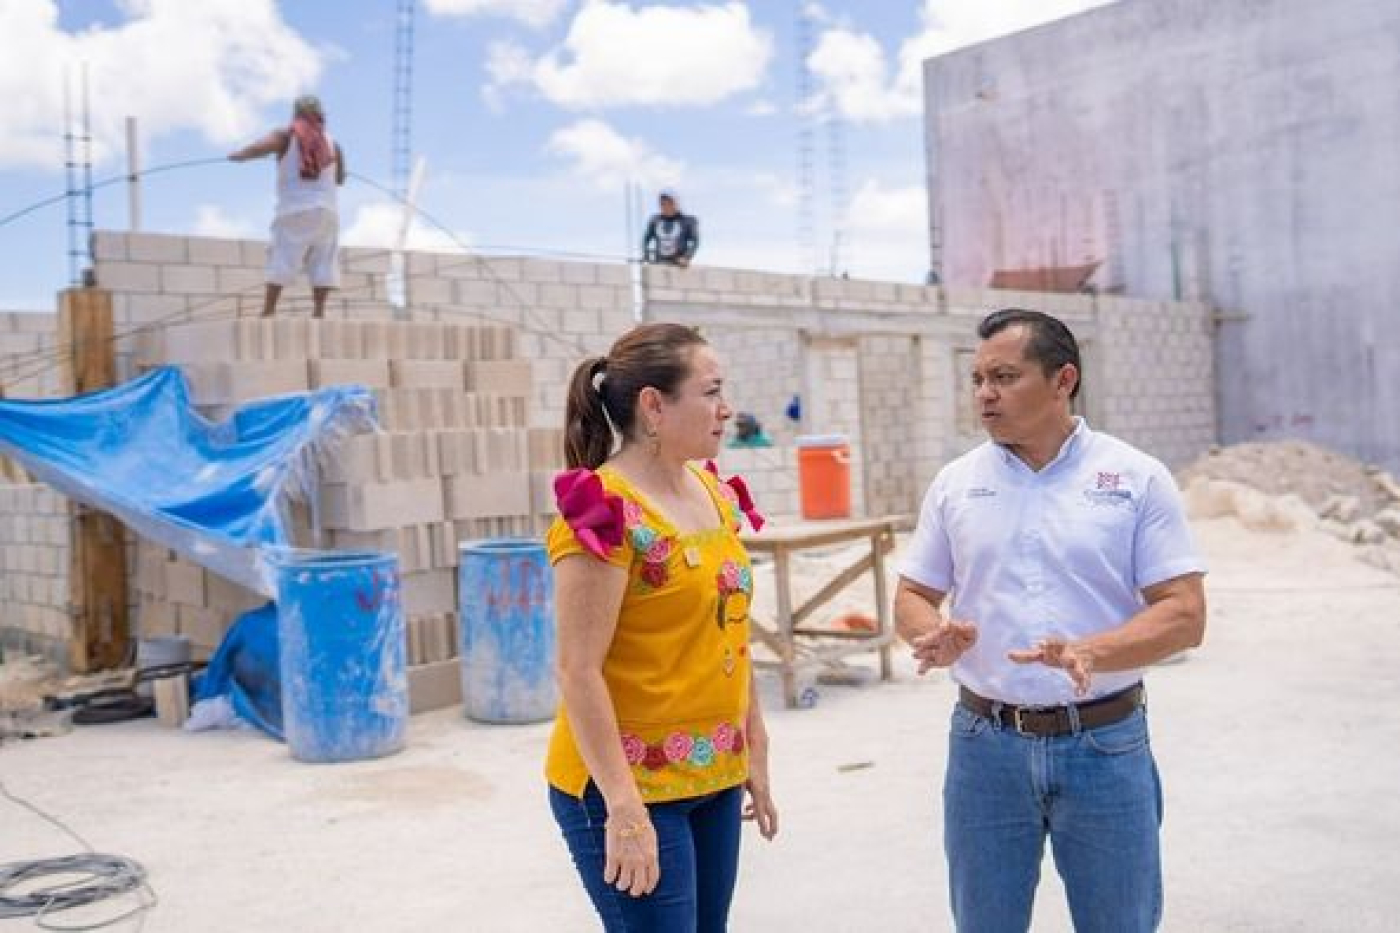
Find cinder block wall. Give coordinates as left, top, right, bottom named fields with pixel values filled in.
left=645, top=268, right=1216, bottom=517
left=0, top=484, right=71, bottom=666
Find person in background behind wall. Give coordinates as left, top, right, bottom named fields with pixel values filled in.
left=546, top=322, right=776, bottom=931
left=228, top=95, right=345, bottom=319
left=642, top=190, right=700, bottom=267
left=895, top=308, right=1207, bottom=932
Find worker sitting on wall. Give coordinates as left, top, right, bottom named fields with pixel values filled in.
left=642, top=189, right=700, bottom=267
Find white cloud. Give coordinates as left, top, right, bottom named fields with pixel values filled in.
left=546, top=119, right=682, bottom=192
left=809, top=0, right=1113, bottom=122
left=840, top=179, right=928, bottom=280
left=342, top=202, right=469, bottom=253
left=489, top=1, right=773, bottom=110
left=425, top=0, right=570, bottom=28
left=0, top=0, right=322, bottom=170
left=192, top=204, right=260, bottom=239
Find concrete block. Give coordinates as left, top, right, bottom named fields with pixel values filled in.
left=161, top=264, right=218, bottom=295
left=97, top=262, right=161, bottom=292
left=91, top=231, right=128, bottom=262
left=465, top=360, right=532, bottom=396
left=443, top=472, right=531, bottom=519
left=234, top=320, right=275, bottom=360
left=318, top=320, right=364, bottom=359
left=454, top=280, right=499, bottom=307
left=138, top=597, right=179, bottom=638
left=165, top=560, right=206, bottom=607
left=400, top=569, right=456, bottom=616
left=390, top=359, right=465, bottom=389
left=272, top=319, right=320, bottom=360
left=309, top=358, right=392, bottom=390
left=406, top=322, right=447, bottom=360
left=160, top=321, right=242, bottom=364
left=178, top=604, right=227, bottom=650
left=180, top=361, right=309, bottom=405
left=408, top=658, right=462, bottom=713
left=188, top=237, right=245, bottom=267
left=241, top=240, right=268, bottom=268
left=319, top=478, right=445, bottom=531
left=205, top=572, right=267, bottom=615
left=127, top=232, right=189, bottom=263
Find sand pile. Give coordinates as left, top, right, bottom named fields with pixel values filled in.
left=1178, top=440, right=1400, bottom=573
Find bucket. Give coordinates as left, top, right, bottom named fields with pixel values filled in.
left=271, top=550, right=408, bottom=763
left=796, top=434, right=851, bottom=519
left=136, top=635, right=191, bottom=698
left=458, top=538, right=556, bottom=724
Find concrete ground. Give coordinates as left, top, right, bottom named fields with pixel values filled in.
left=5, top=515, right=1400, bottom=931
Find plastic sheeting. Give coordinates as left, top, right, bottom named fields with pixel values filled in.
left=0, top=365, right=376, bottom=597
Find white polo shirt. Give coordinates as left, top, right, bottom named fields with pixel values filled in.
left=899, top=418, right=1206, bottom=706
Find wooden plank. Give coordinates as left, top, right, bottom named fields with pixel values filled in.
left=741, top=516, right=906, bottom=551
left=790, top=550, right=875, bottom=626
left=59, top=287, right=130, bottom=673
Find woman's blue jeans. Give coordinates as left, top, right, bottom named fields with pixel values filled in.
left=549, top=781, right=744, bottom=932
left=944, top=701, right=1164, bottom=933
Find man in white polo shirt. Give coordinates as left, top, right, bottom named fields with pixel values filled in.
left=896, top=308, right=1206, bottom=933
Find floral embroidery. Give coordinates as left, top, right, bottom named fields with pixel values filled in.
left=621, top=733, right=646, bottom=765
left=554, top=468, right=626, bottom=559
left=663, top=732, right=694, bottom=763
left=689, top=737, right=715, bottom=767
left=642, top=745, right=669, bottom=771
left=715, top=558, right=752, bottom=629
left=621, top=493, right=673, bottom=590
left=620, top=725, right=745, bottom=776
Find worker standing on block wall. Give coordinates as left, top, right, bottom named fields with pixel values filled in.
left=228, top=95, right=345, bottom=319
left=896, top=308, right=1208, bottom=932
left=546, top=322, right=776, bottom=931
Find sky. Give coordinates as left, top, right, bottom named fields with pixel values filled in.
left=0, top=0, right=1110, bottom=310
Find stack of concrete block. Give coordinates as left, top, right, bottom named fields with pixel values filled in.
left=126, top=316, right=551, bottom=708
left=132, top=542, right=267, bottom=658
left=0, top=485, right=72, bottom=664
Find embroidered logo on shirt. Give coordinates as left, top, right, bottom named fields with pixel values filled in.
left=1085, top=471, right=1133, bottom=505
left=966, top=486, right=998, bottom=499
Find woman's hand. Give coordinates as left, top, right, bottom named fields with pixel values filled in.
left=604, top=804, right=659, bottom=896
left=743, top=770, right=779, bottom=840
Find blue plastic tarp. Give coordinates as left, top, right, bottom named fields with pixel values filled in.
left=0, top=365, right=376, bottom=596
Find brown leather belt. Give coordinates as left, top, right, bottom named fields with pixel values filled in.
left=958, top=683, right=1144, bottom=737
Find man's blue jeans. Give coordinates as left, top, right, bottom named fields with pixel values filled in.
left=549, top=781, right=744, bottom=932
left=944, top=700, right=1163, bottom=933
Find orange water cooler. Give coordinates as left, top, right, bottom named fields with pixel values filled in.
left=796, top=434, right=851, bottom=520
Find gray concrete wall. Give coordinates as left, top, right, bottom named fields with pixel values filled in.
left=923, top=0, right=1400, bottom=470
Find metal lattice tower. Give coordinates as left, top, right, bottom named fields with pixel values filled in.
left=795, top=2, right=817, bottom=274
left=826, top=106, right=847, bottom=276
left=392, top=0, right=416, bottom=200
left=64, top=64, right=94, bottom=286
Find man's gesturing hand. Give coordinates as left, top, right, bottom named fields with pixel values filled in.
left=1007, top=636, right=1094, bottom=696
left=910, top=619, right=978, bottom=673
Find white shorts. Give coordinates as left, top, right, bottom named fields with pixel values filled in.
left=267, top=208, right=340, bottom=288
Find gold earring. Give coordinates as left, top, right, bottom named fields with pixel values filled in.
left=646, top=423, right=659, bottom=457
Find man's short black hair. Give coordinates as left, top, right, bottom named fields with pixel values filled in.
left=977, top=308, right=1082, bottom=400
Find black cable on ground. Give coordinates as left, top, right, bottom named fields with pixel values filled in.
left=0, top=777, right=157, bottom=930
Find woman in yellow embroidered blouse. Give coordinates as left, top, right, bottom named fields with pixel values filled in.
left=546, top=322, right=777, bottom=932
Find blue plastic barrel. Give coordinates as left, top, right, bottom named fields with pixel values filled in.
left=458, top=538, right=556, bottom=724
left=272, top=550, right=408, bottom=763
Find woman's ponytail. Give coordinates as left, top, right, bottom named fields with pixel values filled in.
left=564, top=356, right=614, bottom=469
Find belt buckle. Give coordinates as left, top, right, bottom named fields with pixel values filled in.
left=1012, top=705, right=1039, bottom=736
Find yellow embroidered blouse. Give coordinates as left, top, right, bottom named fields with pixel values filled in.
left=545, top=462, right=756, bottom=803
